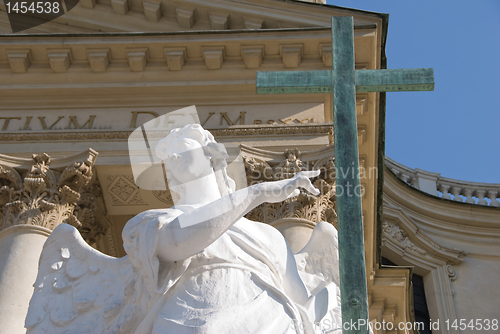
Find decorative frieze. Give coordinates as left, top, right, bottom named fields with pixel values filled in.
left=243, top=147, right=337, bottom=226
left=0, top=150, right=105, bottom=244
left=2, top=30, right=350, bottom=75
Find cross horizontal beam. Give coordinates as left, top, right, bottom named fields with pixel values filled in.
left=256, top=68, right=434, bottom=94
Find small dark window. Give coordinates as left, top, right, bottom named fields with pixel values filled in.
left=412, top=273, right=432, bottom=334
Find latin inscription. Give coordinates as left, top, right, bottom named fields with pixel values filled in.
left=0, top=111, right=318, bottom=132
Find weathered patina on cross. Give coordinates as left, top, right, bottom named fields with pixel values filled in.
left=256, top=17, right=434, bottom=333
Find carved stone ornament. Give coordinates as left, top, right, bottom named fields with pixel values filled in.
left=244, top=148, right=337, bottom=226
left=26, top=124, right=342, bottom=334
left=446, top=264, right=458, bottom=281
left=106, top=175, right=147, bottom=206
left=382, top=221, right=427, bottom=255
left=0, top=150, right=105, bottom=244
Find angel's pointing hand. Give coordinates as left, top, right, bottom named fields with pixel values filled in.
left=259, top=170, right=321, bottom=203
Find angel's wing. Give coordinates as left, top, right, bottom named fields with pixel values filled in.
left=25, top=223, right=146, bottom=334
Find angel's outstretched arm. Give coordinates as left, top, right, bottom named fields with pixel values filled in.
left=156, top=170, right=320, bottom=262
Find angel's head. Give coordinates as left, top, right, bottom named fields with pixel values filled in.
left=155, top=124, right=235, bottom=203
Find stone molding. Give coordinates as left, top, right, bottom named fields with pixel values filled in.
left=0, top=124, right=334, bottom=142
left=1, top=30, right=330, bottom=74
left=384, top=169, right=500, bottom=236
left=0, top=149, right=107, bottom=244
left=386, top=156, right=500, bottom=207
left=241, top=144, right=337, bottom=226
left=0, top=224, right=52, bottom=239
left=382, top=206, right=465, bottom=265
left=0, top=28, right=377, bottom=78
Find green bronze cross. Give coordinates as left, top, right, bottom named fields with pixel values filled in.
left=256, top=17, right=434, bottom=333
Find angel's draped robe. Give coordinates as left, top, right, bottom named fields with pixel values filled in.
left=122, top=210, right=311, bottom=334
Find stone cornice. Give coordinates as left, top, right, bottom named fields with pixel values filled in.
left=0, top=28, right=378, bottom=91
left=386, top=156, right=500, bottom=206
left=0, top=29, right=333, bottom=73
left=384, top=168, right=500, bottom=232
left=1, top=28, right=372, bottom=98
left=0, top=0, right=383, bottom=34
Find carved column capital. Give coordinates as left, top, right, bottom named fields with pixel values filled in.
left=0, top=149, right=105, bottom=244
left=242, top=145, right=337, bottom=226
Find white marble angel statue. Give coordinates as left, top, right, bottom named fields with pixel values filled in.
left=26, top=124, right=342, bottom=334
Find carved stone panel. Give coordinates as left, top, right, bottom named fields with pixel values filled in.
left=382, top=220, right=427, bottom=255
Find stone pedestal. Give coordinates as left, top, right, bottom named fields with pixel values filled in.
left=0, top=150, right=102, bottom=333
left=0, top=226, right=51, bottom=334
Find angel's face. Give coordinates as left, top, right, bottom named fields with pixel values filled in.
left=166, top=138, right=212, bottom=184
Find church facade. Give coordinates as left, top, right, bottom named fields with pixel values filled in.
left=0, top=0, right=498, bottom=333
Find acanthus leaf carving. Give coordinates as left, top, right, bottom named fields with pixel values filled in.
left=244, top=149, right=337, bottom=226
left=0, top=150, right=106, bottom=245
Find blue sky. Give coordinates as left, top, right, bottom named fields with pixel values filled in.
left=327, top=0, right=500, bottom=183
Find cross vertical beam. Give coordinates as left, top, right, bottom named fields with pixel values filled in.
left=331, top=16, right=369, bottom=334
left=255, top=16, right=434, bottom=334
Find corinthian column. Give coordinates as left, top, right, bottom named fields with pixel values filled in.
left=0, top=149, right=101, bottom=334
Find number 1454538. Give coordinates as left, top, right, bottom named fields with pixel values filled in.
left=444, top=319, right=498, bottom=331
left=6, top=1, right=60, bottom=14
